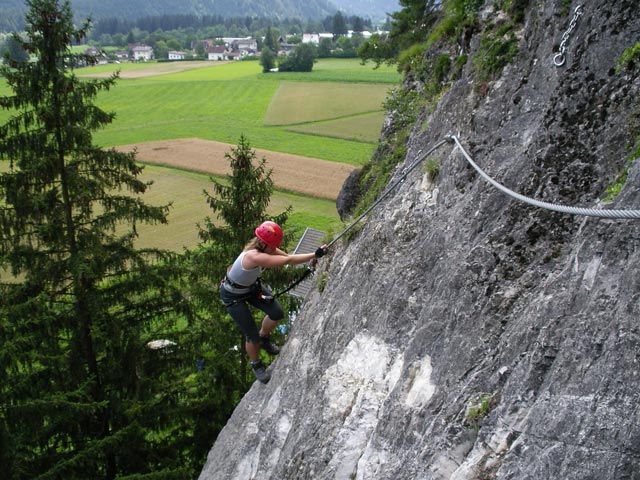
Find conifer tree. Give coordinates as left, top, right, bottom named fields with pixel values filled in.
left=0, top=1, right=195, bottom=478
left=200, top=134, right=290, bottom=248
left=263, top=26, right=280, bottom=54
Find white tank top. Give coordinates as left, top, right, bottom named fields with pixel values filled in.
left=227, top=250, right=262, bottom=287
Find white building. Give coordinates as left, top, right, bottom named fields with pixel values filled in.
left=302, top=33, right=334, bottom=44
left=207, top=45, right=227, bottom=61
left=168, top=51, right=186, bottom=60
left=131, top=44, right=153, bottom=61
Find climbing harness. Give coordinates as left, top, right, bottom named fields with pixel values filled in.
left=222, top=262, right=317, bottom=306
left=445, top=134, right=640, bottom=219
left=553, top=5, right=583, bottom=67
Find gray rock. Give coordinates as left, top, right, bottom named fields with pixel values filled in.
left=200, top=1, right=640, bottom=479
left=336, top=168, right=362, bottom=221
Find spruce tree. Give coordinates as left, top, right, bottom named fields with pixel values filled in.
left=200, top=134, right=290, bottom=248
left=0, top=1, right=194, bottom=478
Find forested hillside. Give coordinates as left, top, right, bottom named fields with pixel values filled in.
left=0, top=0, right=337, bottom=32
left=0, top=0, right=398, bottom=32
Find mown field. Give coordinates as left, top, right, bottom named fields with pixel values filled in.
left=83, top=59, right=400, bottom=165
left=0, top=58, right=402, bottom=251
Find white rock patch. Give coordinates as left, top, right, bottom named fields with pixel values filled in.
left=321, top=332, right=404, bottom=478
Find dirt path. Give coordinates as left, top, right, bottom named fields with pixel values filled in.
left=115, top=138, right=356, bottom=200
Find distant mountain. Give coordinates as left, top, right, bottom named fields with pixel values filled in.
left=332, top=0, right=399, bottom=22
left=0, top=0, right=339, bottom=32
left=0, top=0, right=401, bottom=33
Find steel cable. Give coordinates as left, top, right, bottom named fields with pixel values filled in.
left=326, top=133, right=638, bottom=255
left=447, top=134, right=640, bottom=219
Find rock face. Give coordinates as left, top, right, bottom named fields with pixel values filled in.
left=335, top=168, right=362, bottom=221
left=199, top=1, right=640, bottom=479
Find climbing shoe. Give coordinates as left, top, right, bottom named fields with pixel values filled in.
left=250, top=360, right=270, bottom=384
left=260, top=335, right=280, bottom=355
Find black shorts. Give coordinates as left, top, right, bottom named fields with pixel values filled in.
left=219, top=284, right=284, bottom=343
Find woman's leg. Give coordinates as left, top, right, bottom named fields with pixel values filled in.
left=249, top=294, right=284, bottom=344
left=260, top=315, right=279, bottom=337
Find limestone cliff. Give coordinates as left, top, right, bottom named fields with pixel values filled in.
left=199, top=1, right=640, bottom=478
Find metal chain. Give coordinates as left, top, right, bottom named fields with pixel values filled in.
left=553, top=5, right=583, bottom=67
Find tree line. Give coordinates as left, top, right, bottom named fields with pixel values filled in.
left=93, top=12, right=374, bottom=38
left=88, top=11, right=377, bottom=48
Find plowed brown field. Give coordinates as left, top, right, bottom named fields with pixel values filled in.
left=115, top=138, right=356, bottom=200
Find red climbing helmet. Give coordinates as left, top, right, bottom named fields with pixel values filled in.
left=255, top=221, right=283, bottom=248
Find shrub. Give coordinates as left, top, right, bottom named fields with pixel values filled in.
left=424, top=157, right=440, bottom=180
left=618, top=42, right=640, bottom=70
left=473, top=22, right=519, bottom=81
left=465, top=394, right=494, bottom=430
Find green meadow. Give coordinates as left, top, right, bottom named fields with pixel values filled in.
left=0, top=59, right=402, bottom=250
left=0, top=161, right=341, bottom=252
left=87, top=59, right=400, bottom=165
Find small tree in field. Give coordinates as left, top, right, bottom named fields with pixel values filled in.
left=278, top=42, right=317, bottom=72
left=260, top=46, right=276, bottom=72
left=0, top=0, right=197, bottom=478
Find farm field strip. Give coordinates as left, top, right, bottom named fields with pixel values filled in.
left=285, top=111, right=386, bottom=143
left=76, top=60, right=224, bottom=79
left=263, top=81, right=391, bottom=126
left=115, top=138, right=356, bottom=200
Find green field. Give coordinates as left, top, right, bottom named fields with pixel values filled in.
left=0, top=58, right=401, bottom=250
left=286, top=111, right=386, bottom=143
left=1, top=60, right=399, bottom=164
left=264, top=81, right=390, bottom=125
left=86, top=59, right=399, bottom=165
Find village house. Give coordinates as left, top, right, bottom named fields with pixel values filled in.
left=230, top=37, right=258, bottom=56
left=207, top=44, right=247, bottom=61
left=168, top=51, right=186, bottom=60
left=207, top=45, right=228, bottom=61
left=130, top=44, right=154, bottom=62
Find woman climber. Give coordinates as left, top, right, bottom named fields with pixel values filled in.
left=220, top=221, right=327, bottom=384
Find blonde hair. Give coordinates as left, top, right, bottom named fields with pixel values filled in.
left=244, top=237, right=267, bottom=252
